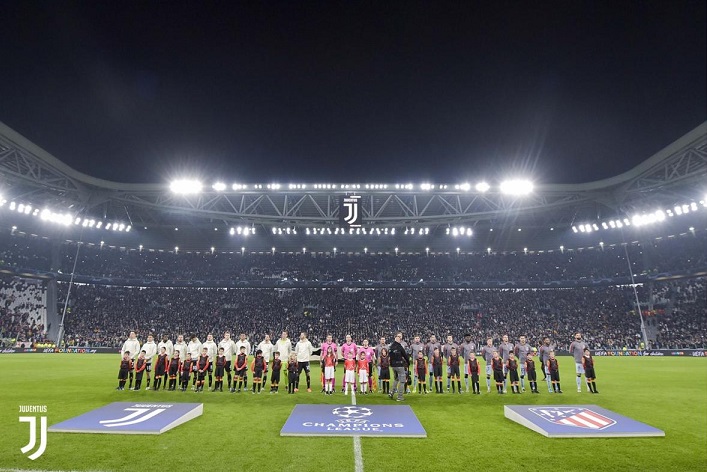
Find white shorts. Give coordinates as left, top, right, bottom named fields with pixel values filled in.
left=359, top=370, right=369, bottom=383
left=345, top=370, right=356, bottom=383
left=325, top=366, right=335, bottom=380
left=485, top=365, right=492, bottom=376
left=575, top=362, right=585, bottom=374
left=520, top=364, right=527, bottom=376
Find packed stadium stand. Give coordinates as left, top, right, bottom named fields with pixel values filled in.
left=0, top=120, right=705, bottom=349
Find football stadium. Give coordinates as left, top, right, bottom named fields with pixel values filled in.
left=1, top=118, right=706, bottom=470
left=1, top=3, right=706, bottom=472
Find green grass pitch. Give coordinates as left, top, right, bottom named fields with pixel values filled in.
left=0, top=354, right=705, bottom=472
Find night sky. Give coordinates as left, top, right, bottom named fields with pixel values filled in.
left=1, top=1, right=705, bottom=185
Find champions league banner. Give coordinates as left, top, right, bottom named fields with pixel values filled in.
left=504, top=405, right=665, bottom=438
left=281, top=404, right=427, bottom=437
left=48, top=402, right=203, bottom=434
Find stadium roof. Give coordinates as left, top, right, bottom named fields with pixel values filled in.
left=1, top=121, right=706, bottom=253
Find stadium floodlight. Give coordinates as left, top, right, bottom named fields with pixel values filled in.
left=602, top=222, right=608, bottom=229
left=364, top=247, right=368, bottom=254
left=212, top=182, right=227, bottom=191
left=211, top=247, right=215, bottom=254
left=241, top=246, right=245, bottom=255
left=174, top=246, right=179, bottom=253
left=139, top=244, right=143, bottom=251
left=106, top=223, right=112, bottom=230
left=560, top=245, right=564, bottom=253
left=9, top=201, right=16, bottom=210
left=425, top=247, right=430, bottom=256
left=271, top=247, right=276, bottom=255
left=100, top=240, right=104, bottom=248
left=475, top=182, right=490, bottom=193
left=170, top=179, right=202, bottom=194
left=600, top=241, right=604, bottom=249
left=456, top=247, right=460, bottom=254
left=689, top=226, right=695, bottom=232
left=524, top=247, right=528, bottom=254
left=690, top=202, right=698, bottom=211
left=302, top=247, right=306, bottom=254
left=96, top=221, right=103, bottom=229
left=572, top=226, right=578, bottom=233
left=459, top=183, right=471, bottom=192
left=394, top=247, right=399, bottom=255
left=500, top=179, right=533, bottom=195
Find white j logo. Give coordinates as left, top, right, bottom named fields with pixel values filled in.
left=99, top=407, right=166, bottom=427
left=19, top=416, right=47, bottom=460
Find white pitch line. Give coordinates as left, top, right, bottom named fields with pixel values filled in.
left=350, top=390, right=364, bottom=472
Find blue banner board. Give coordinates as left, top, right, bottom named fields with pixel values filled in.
left=281, top=404, right=426, bottom=437
left=504, top=405, right=664, bottom=438
left=48, top=402, right=203, bottom=435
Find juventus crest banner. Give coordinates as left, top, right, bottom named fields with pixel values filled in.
left=339, top=195, right=362, bottom=228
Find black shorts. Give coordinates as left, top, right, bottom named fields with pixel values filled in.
left=380, top=367, right=390, bottom=380
left=470, top=373, right=479, bottom=382
left=509, top=369, right=519, bottom=382
left=253, top=369, right=263, bottom=379
left=550, top=370, right=560, bottom=382
left=135, top=370, right=144, bottom=379
left=288, top=371, right=298, bottom=383
left=449, top=366, right=460, bottom=378
left=433, top=365, right=443, bottom=378
left=180, top=371, right=190, bottom=382
left=155, top=365, right=166, bottom=376
left=236, top=368, right=247, bottom=378
left=493, top=370, right=504, bottom=383
left=416, top=369, right=426, bottom=380
left=527, top=370, right=537, bottom=381
left=118, top=368, right=129, bottom=380
left=297, top=362, right=310, bottom=374
left=585, top=367, right=596, bottom=379
left=271, top=370, right=281, bottom=383
left=225, top=360, right=232, bottom=372
left=169, top=367, right=179, bottom=376
left=215, top=366, right=225, bottom=377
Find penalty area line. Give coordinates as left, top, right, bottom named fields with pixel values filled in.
left=350, top=390, right=364, bottom=472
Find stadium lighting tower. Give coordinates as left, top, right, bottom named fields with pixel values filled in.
left=170, top=179, right=203, bottom=194
left=500, top=179, right=533, bottom=195
left=212, top=182, right=226, bottom=191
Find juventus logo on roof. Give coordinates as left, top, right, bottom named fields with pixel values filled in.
left=340, top=195, right=362, bottom=228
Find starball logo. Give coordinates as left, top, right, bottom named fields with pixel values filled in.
left=19, top=405, right=48, bottom=460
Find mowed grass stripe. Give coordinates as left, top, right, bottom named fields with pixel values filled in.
left=0, top=355, right=705, bottom=472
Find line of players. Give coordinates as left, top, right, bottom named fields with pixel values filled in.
left=116, top=330, right=599, bottom=395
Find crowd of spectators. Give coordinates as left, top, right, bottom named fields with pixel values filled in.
left=61, top=279, right=706, bottom=350
left=0, top=276, right=47, bottom=346
left=1, top=230, right=705, bottom=283
left=2, top=230, right=704, bottom=350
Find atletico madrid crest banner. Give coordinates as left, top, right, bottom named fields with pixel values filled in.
left=504, top=405, right=664, bottom=438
